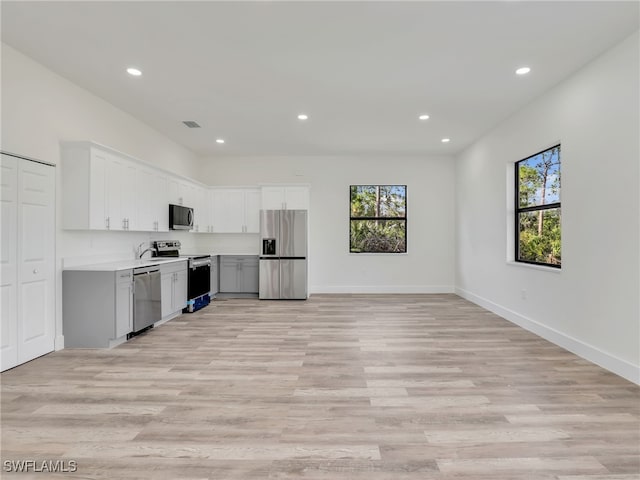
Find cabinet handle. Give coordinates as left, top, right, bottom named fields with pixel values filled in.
left=106, top=217, right=110, bottom=229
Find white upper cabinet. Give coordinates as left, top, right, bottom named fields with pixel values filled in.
left=210, top=188, right=260, bottom=233
left=106, top=155, right=138, bottom=231
left=191, top=185, right=208, bottom=233
left=62, top=143, right=142, bottom=231
left=261, top=186, right=309, bottom=210
left=168, top=177, right=196, bottom=207
left=138, top=167, right=169, bottom=232
left=62, top=142, right=154, bottom=232
left=62, top=142, right=305, bottom=235
left=244, top=189, right=261, bottom=232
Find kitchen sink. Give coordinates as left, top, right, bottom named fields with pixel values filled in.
left=136, top=258, right=177, bottom=265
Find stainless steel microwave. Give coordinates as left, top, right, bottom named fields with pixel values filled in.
left=169, top=204, right=193, bottom=230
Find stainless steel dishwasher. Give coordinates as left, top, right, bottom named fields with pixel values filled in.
left=133, top=265, right=161, bottom=332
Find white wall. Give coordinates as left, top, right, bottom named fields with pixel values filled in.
left=455, top=31, right=640, bottom=383
left=1, top=44, right=202, bottom=350
left=198, top=155, right=456, bottom=293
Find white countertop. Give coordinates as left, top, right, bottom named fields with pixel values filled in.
left=182, top=252, right=259, bottom=257
left=63, top=257, right=188, bottom=272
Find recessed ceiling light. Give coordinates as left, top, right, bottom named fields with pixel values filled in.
left=418, top=114, right=430, bottom=120
left=126, top=67, right=142, bottom=76
left=515, top=66, right=531, bottom=75
left=216, top=139, right=225, bottom=144
left=441, top=138, right=451, bottom=143
left=297, top=114, right=308, bottom=120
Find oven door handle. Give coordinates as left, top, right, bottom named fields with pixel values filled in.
left=190, top=260, right=211, bottom=269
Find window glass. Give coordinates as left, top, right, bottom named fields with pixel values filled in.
left=515, top=145, right=561, bottom=267
left=350, top=185, right=406, bottom=253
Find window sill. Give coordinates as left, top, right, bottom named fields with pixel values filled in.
left=349, top=252, right=409, bottom=256
left=506, top=261, right=561, bottom=273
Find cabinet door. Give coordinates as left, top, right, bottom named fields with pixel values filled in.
left=192, top=186, right=207, bottom=233
left=139, top=168, right=169, bottom=232
left=241, top=259, right=259, bottom=293
left=121, top=162, right=138, bottom=230
left=173, top=269, right=188, bottom=311
left=205, top=189, right=215, bottom=233
left=219, top=258, right=239, bottom=292
left=261, top=187, right=285, bottom=210
left=154, top=173, right=169, bottom=232
left=244, top=189, right=261, bottom=233
left=284, top=187, right=309, bottom=210
left=168, top=177, right=182, bottom=205
left=168, top=178, right=192, bottom=206
left=89, top=149, right=108, bottom=230
left=137, top=168, right=156, bottom=231
left=0, top=154, right=18, bottom=371
left=115, top=273, right=133, bottom=338
left=211, top=189, right=245, bottom=233
left=105, top=154, right=124, bottom=230
left=17, top=160, right=55, bottom=364
left=160, top=272, right=173, bottom=317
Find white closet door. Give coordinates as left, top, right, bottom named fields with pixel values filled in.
left=17, top=159, right=55, bottom=365
left=0, top=154, right=19, bottom=370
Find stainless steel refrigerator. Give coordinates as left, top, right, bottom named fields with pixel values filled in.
left=259, top=210, right=308, bottom=299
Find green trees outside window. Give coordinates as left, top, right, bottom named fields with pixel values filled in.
left=516, top=145, right=561, bottom=267
left=350, top=185, right=406, bottom=253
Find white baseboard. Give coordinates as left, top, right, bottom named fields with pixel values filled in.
left=455, top=287, right=640, bottom=385
left=309, top=285, right=455, bottom=294
left=155, top=311, right=182, bottom=327
left=55, top=335, right=64, bottom=351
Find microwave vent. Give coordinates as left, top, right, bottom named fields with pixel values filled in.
left=182, top=121, right=201, bottom=128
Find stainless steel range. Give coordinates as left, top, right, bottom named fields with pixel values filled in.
left=152, top=240, right=211, bottom=313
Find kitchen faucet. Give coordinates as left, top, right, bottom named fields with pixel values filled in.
left=137, top=242, right=156, bottom=259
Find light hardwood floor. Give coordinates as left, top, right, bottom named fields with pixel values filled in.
left=2, top=294, right=639, bottom=479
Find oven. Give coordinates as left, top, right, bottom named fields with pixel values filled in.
left=151, top=240, right=211, bottom=313
left=185, top=255, right=211, bottom=312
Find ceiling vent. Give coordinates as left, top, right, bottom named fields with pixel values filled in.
left=182, top=121, right=201, bottom=128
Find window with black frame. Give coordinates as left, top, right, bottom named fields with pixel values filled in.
left=515, top=145, right=561, bottom=267
left=350, top=185, right=406, bottom=253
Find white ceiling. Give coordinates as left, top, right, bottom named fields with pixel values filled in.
left=2, top=1, right=638, bottom=157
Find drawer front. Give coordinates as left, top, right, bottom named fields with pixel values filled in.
left=160, top=261, right=188, bottom=275
left=116, top=270, right=133, bottom=283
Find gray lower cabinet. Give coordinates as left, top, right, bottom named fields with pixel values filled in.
left=160, top=261, right=188, bottom=317
left=219, top=256, right=259, bottom=293
left=210, top=256, right=219, bottom=297
left=63, top=269, right=133, bottom=348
